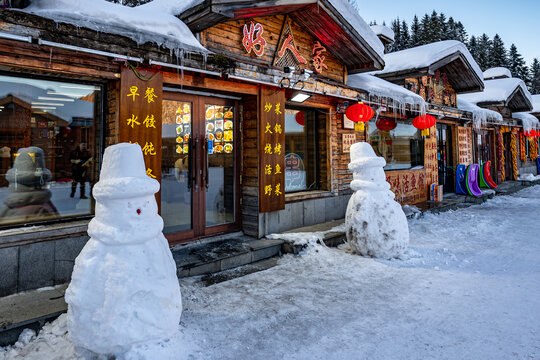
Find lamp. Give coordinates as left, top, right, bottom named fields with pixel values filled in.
left=290, top=92, right=311, bottom=103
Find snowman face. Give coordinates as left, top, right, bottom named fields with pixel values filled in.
left=96, top=195, right=158, bottom=227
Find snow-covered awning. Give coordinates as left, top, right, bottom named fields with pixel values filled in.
left=457, top=97, right=503, bottom=129
left=348, top=73, right=425, bottom=114
left=370, top=40, right=484, bottom=93
left=459, top=78, right=533, bottom=112
left=512, top=112, right=539, bottom=132
left=369, top=25, right=394, bottom=42
left=22, top=0, right=208, bottom=55
left=483, top=67, right=511, bottom=80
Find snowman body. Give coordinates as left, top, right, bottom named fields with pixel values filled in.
left=65, top=143, right=182, bottom=356
left=345, top=142, right=409, bottom=259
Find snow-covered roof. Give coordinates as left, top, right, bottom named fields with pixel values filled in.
left=483, top=67, right=511, bottom=80
left=513, top=112, right=539, bottom=132
left=372, top=41, right=483, bottom=89
left=531, top=94, right=540, bottom=115
left=457, top=97, right=503, bottom=129
left=22, top=0, right=207, bottom=54
left=348, top=73, right=425, bottom=113
left=370, top=25, right=395, bottom=42
left=138, top=0, right=199, bottom=15
left=459, top=78, right=533, bottom=111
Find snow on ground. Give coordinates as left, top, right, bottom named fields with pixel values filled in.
left=2, top=186, right=540, bottom=359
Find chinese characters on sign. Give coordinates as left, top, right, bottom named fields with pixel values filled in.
left=242, top=21, right=267, bottom=57
left=386, top=169, right=426, bottom=205
left=259, top=88, right=286, bottom=212
left=119, top=66, right=163, bottom=184
left=342, top=134, right=356, bottom=153
left=312, top=41, right=328, bottom=73
left=457, top=126, right=473, bottom=165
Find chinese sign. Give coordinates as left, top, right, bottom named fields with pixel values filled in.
left=119, top=66, right=163, bottom=185
left=274, top=19, right=307, bottom=67
left=342, top=134, right=356, bottom=153
left=312, top=41, right=328, bottom=74
left=424, top=127, right=439, bottom=187
left=457, top=126, right=473, bottom=165
left=242, top=21, right=266, bottom=57
left=386, top=169, right=427, bottom=205
left=259, top=88, right=286, bottom=213
left=285, top=153, right=305, bottom=192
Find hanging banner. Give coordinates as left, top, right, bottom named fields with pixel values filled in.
left=119, top=65, right=163, bottom=182
left=457, top=126, right=473, bottom=165
left=259, top=87, right=286, bottom=213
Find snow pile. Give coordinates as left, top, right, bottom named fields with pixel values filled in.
left=138, top=0, right=201, bottom=15
left=65, top=143, right=182, bottom=358
left=459, top=78, right=533, bottom=107
left=22, top=0, right=207, bottom=54
left=348, top=73, right=426, bottom=114
left=483, top=67, right=512, bottom=80
left=531, top=94, right=540, bottom=114
left=345, top=142, right=409, bottom=259
left=512, top=112, right=539, bottom=132
left=370, top=24, right=394, bottom=42
left=371, top=40, right=483, bottom=83
left=518, top=173, right=540, bottom=181
left=402, top=204, right=421, bottom=217
left=267, top=223, right=346, bottom=248
left=457, top=97, right=503, bottom=128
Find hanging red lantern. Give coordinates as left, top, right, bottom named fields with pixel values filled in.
left=413, top=114, right=436, bottom=136
left=376, top=118, right=397, bottom=131
left=345, top=102, right=374, bottom=131
left=295, top=111, right=305, bottom=126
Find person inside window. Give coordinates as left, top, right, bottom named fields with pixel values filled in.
left=70, top=143, right=92, bottom=199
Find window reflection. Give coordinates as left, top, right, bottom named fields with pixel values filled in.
left=0, top=75, right=101, bottom=226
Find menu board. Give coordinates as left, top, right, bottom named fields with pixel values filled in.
left=174, top=102, right=191, bottom=154
left=259, top=88, right=285, bottom=213
left=457, top=126, right=473, bottom=165
left=119, top=66, right=162, bottom=182
left=205, top=105, right=234, bottom=154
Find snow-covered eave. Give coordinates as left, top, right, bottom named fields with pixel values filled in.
left=457, top=97, right=503, bottom=129
left=513, top=112, right=539, bottom=132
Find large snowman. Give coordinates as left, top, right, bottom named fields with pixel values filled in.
left=345, top=142, right=409, bottom=259
left=65, top=143, right=182, bottom=357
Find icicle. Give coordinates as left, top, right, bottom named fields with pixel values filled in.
left=180, top=49, right=184, bottom=89
left=203, top=52, right=208, bottom=70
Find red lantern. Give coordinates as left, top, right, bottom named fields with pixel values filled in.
left=376, top=118, right=397, bottom=131
left=295, top=111, right=305, bottom=126
left=413, top=114, right=436, bottom=136
left=345, top=103, right=375, bottom=131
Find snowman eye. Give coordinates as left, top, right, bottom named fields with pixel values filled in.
left=127, top=202, right=132, bottom=208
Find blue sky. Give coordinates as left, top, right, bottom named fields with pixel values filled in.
left=356, top=0, right=539, bottom=66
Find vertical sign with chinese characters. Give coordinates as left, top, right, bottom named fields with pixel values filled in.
left=457, top=126, right=473, bottom=165
left=342, top=134, right=355, bottom=153
left=119, top=66, right=163, bottom=184
left=259, top=88, right=285, bottom=213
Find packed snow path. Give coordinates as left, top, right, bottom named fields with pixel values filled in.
left=2, top=186, right=540, bottom=359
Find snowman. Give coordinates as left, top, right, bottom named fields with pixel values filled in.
left=345, top=142, right=409, bottom=259
left=65, top=143, right=182, bottom=358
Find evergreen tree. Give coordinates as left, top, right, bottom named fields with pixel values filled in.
left=476, top=34, right=492, bottom=71
left=429, top=10, right=441, bottom=42
left=410, top=15, right=421, bottom=47
left=508, top=44, right=528, bottom=81
left=489, top=34, right=508, bottom=68
left=468, top=35, right=478, bottom=60
left=446, top=17, right=457, bottom=40
left=455, top=21, right=468, bottom=43
left=106, top=0, right=151, bottom=5
left=419, top=14, right=431, bottom=45
left=390, top=18, right=402, bottom=52
left=530, top=58, right=540, bottom=95
left=438, top=13, right=448, bottom=40
left=401, top=20, right=410, bottom=48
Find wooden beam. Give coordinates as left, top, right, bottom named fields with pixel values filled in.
left=162, top=71, right=258, bottom=95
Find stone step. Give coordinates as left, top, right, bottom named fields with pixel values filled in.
left=172, top=235, right=284, bottom=278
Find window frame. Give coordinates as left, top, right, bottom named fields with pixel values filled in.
left=0, top=71, right=106, bottom=230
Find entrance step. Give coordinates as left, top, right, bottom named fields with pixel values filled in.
left=270, top=219, right=346, bottom=254
left=172, top=235, right=284, bottom=278
left=200, top=257, right=278, bottom=286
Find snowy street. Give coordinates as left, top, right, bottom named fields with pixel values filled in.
left=2, top=186, right=540, bottom=359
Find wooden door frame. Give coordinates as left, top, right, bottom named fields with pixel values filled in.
left=162, top=92, right=242, bottom=244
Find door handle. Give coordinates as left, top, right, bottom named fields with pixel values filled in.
left=187, top=137, right=193, bottom=191
left=194, top=137, right=199, bottom=191
left=202, top=135, right=209, bottom=190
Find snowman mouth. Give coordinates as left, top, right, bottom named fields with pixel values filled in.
left=136, top=209, right=141, bottom=215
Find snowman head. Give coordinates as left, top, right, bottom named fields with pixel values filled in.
left=95, top=193, right=161, bottom=231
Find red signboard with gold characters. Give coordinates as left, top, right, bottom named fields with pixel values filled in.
left=259, top=87, right=286, bottom=213
left=119, top=65, right=163, bottom=185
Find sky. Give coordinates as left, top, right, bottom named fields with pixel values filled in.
left=356, top=0, right=539, bottom=66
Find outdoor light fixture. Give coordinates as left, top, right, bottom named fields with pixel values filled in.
left=290, top=92, right=311, bottom=103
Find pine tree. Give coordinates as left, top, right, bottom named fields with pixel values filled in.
left=468, top=35, right=478, bottom=60
left=508, top=44, right=528, bottom=81
left=429, top=10, right=441, bottom=42
left=455, top=22, right=468, bottom=43
left=476, top=34, right=492, bottom=71
left=401, top=20, right=410, bottom=49
left=489, top=34, right=508, bottom=68
left=410, top=15, right=421, bottom=47
left=530, top=58, right=540, bottom=95
left=438, top=13, right=448, bottom=40
left=419, top=14, right=431, bottom=45
left=390, top=18, right=402, bottom=52
left=446, top=17, right=457, bottom=41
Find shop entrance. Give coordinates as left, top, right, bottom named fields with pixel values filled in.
left=437, top=123, right=454, bottom=193
left=474, top=129, right=496, bottom=183
left=503, top=132, right=513, bottom=180
left=161, top=93, right=239, bottom=243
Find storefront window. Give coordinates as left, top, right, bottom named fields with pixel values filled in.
left=284, top=107, right=326, bottom=192
left=368, top=118, right=424, bottom=171
left=0, top=75, right=101, bottom=227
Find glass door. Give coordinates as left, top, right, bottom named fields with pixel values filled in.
left=161, top=93, right=239, bottom=243
left=437, top=123, right=454, bottom=193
